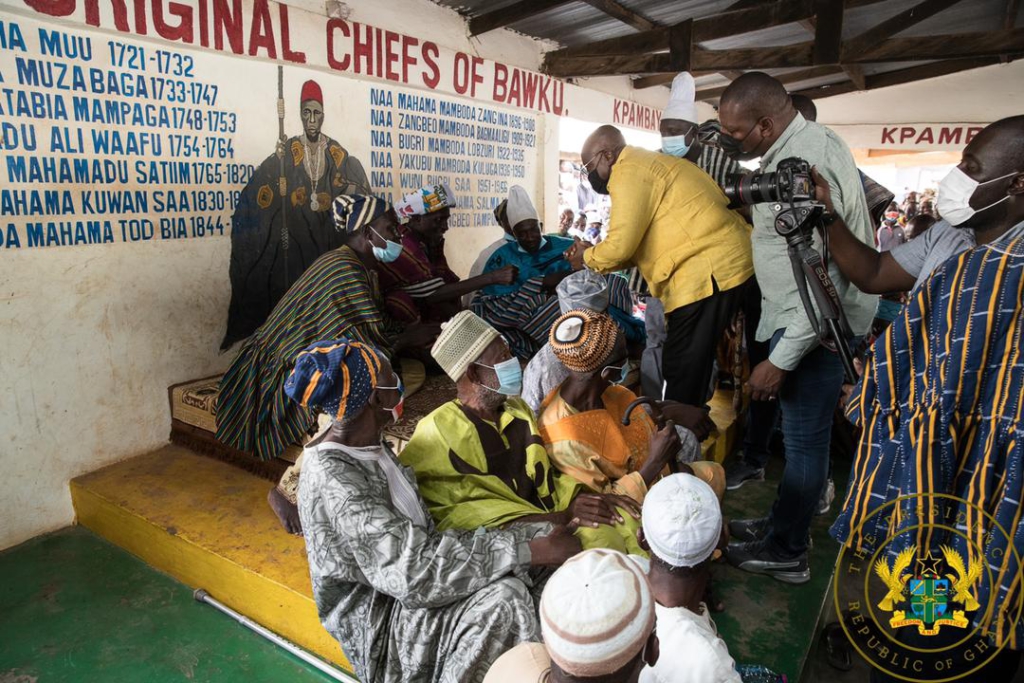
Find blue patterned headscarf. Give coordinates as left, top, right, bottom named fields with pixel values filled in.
left=332, top=195, right=391, bottom=234
left=284, top=339, right=388, bottom=421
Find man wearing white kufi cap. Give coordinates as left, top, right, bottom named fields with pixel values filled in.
left=485, top=548, right=659, bottom=682
left=377, top=182, right=518, bottom=324
left=472, top=185, right=636, bottom=359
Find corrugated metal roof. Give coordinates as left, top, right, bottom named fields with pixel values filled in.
left=432, top=0, right=1023, bottom=96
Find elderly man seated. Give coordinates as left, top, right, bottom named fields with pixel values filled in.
left=292, top=338, right=582, bottom=683
left=538, top=308, right=726, bottom=504
left=399, top=310, right=647, bottom=554
left=471, top=185, right=637, bottom=359
left=485, top=548, right=659, bottom=683
left=522, top=270, right=644, bottom=412
left=377, top=183, right=516, bottom=324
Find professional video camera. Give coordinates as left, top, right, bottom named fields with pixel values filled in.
left=723, top=158, right=857, bottom=383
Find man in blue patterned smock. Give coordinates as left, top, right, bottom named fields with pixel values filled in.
left=292, top=339, right=581, bottom=683
left=829, top=116, right=1024, bottom=682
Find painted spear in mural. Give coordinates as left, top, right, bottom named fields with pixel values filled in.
left=277, top=64, right=289, bottom=286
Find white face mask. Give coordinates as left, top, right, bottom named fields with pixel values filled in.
left=936, top=167, right=1020, bottom=227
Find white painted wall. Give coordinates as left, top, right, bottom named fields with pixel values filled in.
left=0, top=0, right=667, bottom=549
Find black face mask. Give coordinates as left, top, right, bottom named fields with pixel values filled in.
left=720, top=119, right=763, bottom=162
left=588, top=168, right=610, bottom=195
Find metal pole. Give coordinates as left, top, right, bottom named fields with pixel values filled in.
left=193, top=588, right=358, bottom=683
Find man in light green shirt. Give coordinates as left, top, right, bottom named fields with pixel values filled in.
left=716, top=72, right=874, bottom=583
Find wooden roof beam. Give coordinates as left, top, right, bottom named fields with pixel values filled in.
left=812, top=0, right=844, bottom=64
left=842, top=0, right=965, bottom=60
left=468, top=0, right=573, bottom=37
left=695, top=65, right=843, bottom=100
left=793, top=57, right=1006, bottom=98
left=850, top=28, right=1024, bottom=61
left=579, top=0, right=657, bottom=32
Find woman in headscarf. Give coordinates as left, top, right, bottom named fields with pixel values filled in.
left=292, top=339, right=581, bottom=683
left=377, top=183, right=518, bottom=324
left=216, top=195, right=436, bottom=467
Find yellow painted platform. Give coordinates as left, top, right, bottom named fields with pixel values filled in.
left=70, top=446, right=352, bottom=672
left=69, top=390, right=739, bottom=678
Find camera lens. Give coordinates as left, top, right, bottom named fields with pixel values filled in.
left=723, top=171, right=780, bottom=206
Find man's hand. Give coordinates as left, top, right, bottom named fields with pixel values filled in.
left=639, top=420, right=681, bottom=485
left=529, top=522, right=582, bottom=566
left=748, top=359, right=787, bottom=401
left=566, top=239, right=588, bottom=271
left=839, top=357, right=864, bottom=410
left=654, top=401, right=716, bottom=441
left=568, top=493, right=640, bottom=528
left=810, top=167, right=836, bottom=214
left=488, top=265, right=518, bottom=286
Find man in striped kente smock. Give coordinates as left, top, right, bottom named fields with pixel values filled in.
left=216, top=195, right=435, bottom=465
left=832, top=127, right=1024, bottom=680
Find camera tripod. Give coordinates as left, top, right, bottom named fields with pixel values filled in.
left=772, top=201, right=858, bottom=384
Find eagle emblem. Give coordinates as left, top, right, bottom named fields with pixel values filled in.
left=873, top=546, right=978, bottom=636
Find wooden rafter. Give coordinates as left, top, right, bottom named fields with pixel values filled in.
left=792, top=56, right=1007, bottom=99
left=842, top=0, right=964, bottom=61
left=579, top=0, right=657, bottom=31
left=1007, top=0, right=1022, bottom=28
left=812, top=0, right=844, bottom=65
left=695, top=65, right=843, bottom=100
left=854, top=27, right=1024, bottom=61
left=468, top=0, right=572, bottom=37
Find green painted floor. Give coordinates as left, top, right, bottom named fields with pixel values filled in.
left=714, top=435, right=850, bottom=681
left=0, top=527, right=333, bottom=683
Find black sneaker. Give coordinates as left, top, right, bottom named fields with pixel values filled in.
left=729, top=517, right=771, bottom=543
left=726, top=539, right=810, bottom=584
left=725, top=460, right=765, bottom=490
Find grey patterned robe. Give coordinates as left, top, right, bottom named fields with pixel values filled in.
left=298, top=442, right=544, bottom=683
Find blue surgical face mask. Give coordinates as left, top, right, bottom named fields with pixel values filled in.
left=371, top=227, right=404, bottom=263
left=662, top=130, right=694, bottom=158
left=602, top=362, right=629, bottom=385
left=475, top=357, right=523, bottom=396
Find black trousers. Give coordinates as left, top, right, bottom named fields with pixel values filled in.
left=662, top=279, right=748, bottom=406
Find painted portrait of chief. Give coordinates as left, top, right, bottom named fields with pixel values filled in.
left=222, top=78, right=371, bottom=350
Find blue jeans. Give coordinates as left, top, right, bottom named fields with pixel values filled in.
left=765, top=329, right=849, bottom=557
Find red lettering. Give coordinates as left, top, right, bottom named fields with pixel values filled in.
left=521, top=71, right=538, bottom=110
left=132, top=0, right=148, bottom=35
left=453, top=52, right=470, bottom=94
left=374, top=27, right=383, bottom=77
left=965, top=126, right=983, bottom=144
left=537, top=75, right=550, bottom=113
left=23, top=0, right=75, bottom=17
left=938, top=127, right=962, bottom=145
left=916, top=127, right=934, bottom=145
left=353, top=22, right=372, bottom=74
left=82, top=0, right=129, bottom=30
left=551, top=81, right=564, bottom=115
left=197, top=0, right=208, bottom=46
left=881, top=126, right=896, bottom=144
left=507, top=67, right=521, bottom=107
left=384, top=30, right=399, bottom=82
left=279, top=4, right=305, bottom=63
left=247, top=0, right=276, bottom=58
left=421, top=41, right=439, bottom=89
left=326, top=19, right=350, bottom=70
left=492, top=62, right=508, bottom=102
left=613, top=99, right=621, bottom=124
left=400, top=34, right=417, bottom=84
left=152, top=0, right=194, bottom=43
left=212, top=0, right=242, bottom=54
left=470, top=55, right=484, bottom=98
left=899, top=126, right=915, bottom=143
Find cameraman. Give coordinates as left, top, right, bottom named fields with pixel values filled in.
left=717, top=73, right=876, bottom=583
